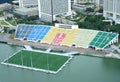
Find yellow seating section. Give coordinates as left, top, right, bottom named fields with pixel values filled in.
left=41, top=26, right=59, bottom=44
left=61, top=29, right=79, bottom=46
left=41, top=26, right=98, bottom=48
left=41, top=27, right=79, bottom=46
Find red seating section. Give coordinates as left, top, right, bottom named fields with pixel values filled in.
left=52, top=33, right=66, bottom=45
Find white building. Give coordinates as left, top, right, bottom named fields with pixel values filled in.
left=0, top=3, right=12, bottom=11
left=38, top=0, right=72, bottom=22
left=74, top=0, right=96, bottom=4
left=103, top=0, right=120, bottom=24
left=19, top=0, right=38, bottom=7
left=74, top=0, right=103, bottom=6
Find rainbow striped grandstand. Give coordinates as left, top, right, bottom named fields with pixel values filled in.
left=15, top=24, right=119, bottom=50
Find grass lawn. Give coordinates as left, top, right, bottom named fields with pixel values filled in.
left=5, top=19, right=17, bottom=26
left=5, top=50, right=69, bottom=71
left=0, top=21, right=9, bottom=25
left=113, top=50, right=120, bottom=54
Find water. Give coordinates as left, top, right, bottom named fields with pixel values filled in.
left=0, top=43, right=120, bottom=82
left=0, top=0, right=10, bottom=4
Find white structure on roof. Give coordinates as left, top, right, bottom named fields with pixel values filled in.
left=103, top=0, right=120, bottom=24
left=55, top=23, right=78, bottom=29
left=19, top=0, right=38, bottom=7
left=38, top=0, right=72, bottom=22
left=14, top=7, right=38, bottom=16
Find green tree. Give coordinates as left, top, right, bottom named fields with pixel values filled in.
left=77, top=15, right=110, bottom=31
left=86, top=8, right=94, bottom=12
left=109, top=24, right=120, bottom=34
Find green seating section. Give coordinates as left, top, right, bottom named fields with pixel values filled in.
left=89, top=31, right=117, bottom=48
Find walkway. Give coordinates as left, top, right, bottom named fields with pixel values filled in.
left=0, top=33, right=112, bottom=58
left=111, top=45, right=120, bottom=53
left=24, top=45, right=32, bottom=50
left=105, top=53, right=120, bottom=59
left=46, top=48, right=52, bottom=53
left=63, top=52, right=79, bottom=56
left=0, top=17, right=16, bottom=29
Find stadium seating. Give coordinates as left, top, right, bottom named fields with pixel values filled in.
left=89, top=31, right=118, bottom=48
left=15, top=24, right=118, bottom=50
left=73, top=29, right=98, bottom=48
left=52, top=33, right=66, bottom=45
left=28, top=25, right=50, bottom=42
left=41, top=27, right=79, bottom=46
left=41, top=27, right=60, bottom=44
left=15, top=24, right=51, bottom=42
left=15, top=25, right=34, bottom=39
left=61, top=29, right=79, bottom=46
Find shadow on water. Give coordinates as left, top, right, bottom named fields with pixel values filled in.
left=102, top=58, right=120, bottom=70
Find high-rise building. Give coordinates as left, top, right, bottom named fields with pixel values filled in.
left=103, top=0, right=120, bottom=23
left=38, top=0, right=72, bottom=22
left=19, top=0, right=38, bottom=7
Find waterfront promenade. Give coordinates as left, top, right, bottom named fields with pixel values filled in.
left=0, top=33, right=120, bottom=59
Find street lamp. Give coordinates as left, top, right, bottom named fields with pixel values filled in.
left=51, top=0, right=54, bottom=23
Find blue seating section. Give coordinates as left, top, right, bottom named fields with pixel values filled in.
left=15, top=24, right=51, bottom=42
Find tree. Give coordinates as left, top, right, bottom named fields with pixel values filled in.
left=78, top=15, right=110, bottom=31
left=98, top=8, right=103, bottom=13
left=109, top=24, right=120, bottom=35
left=86, top=8, right=94, bottom=12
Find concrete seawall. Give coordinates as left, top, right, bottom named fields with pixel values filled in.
left=0, top=34, right=120, bottom=59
